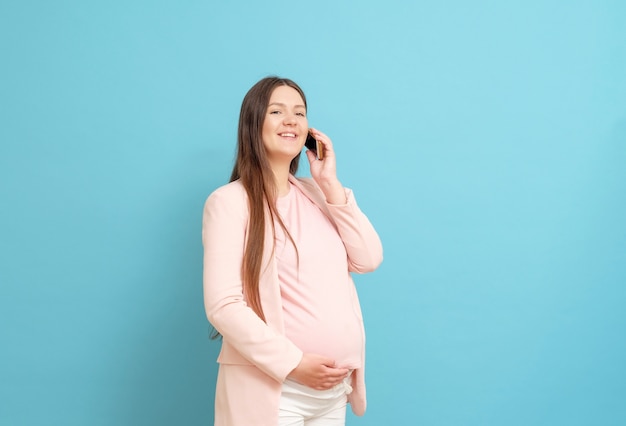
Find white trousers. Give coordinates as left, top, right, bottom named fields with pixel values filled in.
left=278, top=374, right=353, bottom=426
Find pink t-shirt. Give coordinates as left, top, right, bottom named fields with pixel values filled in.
left=274, top=182, right=363, bottom=369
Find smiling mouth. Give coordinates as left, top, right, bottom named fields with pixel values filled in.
left=279, top=132, right=297, bottom=138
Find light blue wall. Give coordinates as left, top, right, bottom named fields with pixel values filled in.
left=1, top=1, right=625, bottom=425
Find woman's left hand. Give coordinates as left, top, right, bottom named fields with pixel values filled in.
left=305, top=128, right=347, bottom=204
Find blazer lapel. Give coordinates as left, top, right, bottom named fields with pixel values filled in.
left=288, top=175, right=332, bottom=219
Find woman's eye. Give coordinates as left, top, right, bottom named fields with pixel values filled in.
left=296, top=112, right=306, bottom=117
left=270, top=110, right=281, bottom=114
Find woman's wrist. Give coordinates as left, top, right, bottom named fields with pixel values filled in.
left=318, top=178, right=347, bottom=205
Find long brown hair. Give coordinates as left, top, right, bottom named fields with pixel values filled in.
left=230, top=76, right=306, bottom=321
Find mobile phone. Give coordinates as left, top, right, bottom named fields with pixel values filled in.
left=305, top=132, right=324, bottom=160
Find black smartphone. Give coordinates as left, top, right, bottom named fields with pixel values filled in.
left=305, top=132, right=324, bottom=160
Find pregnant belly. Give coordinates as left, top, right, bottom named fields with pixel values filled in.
left=284, top=314, right=363, bottom=369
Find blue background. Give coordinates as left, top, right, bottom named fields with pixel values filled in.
left=1, top=1, right=625, bottom=425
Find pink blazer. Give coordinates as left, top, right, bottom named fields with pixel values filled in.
left=202, top=175, right=383, bottom=426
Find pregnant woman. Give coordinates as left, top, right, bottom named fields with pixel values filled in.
left=202, top=76, right=383, bottom=426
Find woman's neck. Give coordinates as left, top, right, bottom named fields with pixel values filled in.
left=271, top=164, right=291, bottom=197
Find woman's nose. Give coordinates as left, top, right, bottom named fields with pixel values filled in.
left=283, top=113, right=297, bottom=125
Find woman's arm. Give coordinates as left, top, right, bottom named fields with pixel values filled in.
left=325, top=188, right=383, bottom=273
left=305, top=129, right=383, bottom=273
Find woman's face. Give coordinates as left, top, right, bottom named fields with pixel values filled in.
left=261, top=85, right=308, bottom=167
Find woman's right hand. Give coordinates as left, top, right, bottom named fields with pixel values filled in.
left=287, top=353, right=350, bottom=390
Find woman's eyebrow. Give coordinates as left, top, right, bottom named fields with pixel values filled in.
left=268, top=102, right=306, bottom=109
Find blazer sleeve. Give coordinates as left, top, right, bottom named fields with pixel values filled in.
left=325, top=188, right=383, bottom=273
left=202, top=186, right=303, bottom=382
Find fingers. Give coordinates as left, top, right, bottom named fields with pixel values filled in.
left=308, top=128, right=335, bottom=154
left=287, top=353, right=350, bottom=390
left=315, top=355, right=346, bottom=374
left=308, top=128, right=329, bottom=142
left=316, top=366, right=350, bottom=390
left=309, top=372, right=348, bottom=390
left=315, top=357, right=349, bottom=390
left=305, top=148, right=317, bottom=164
left=306, top=128, right=339, bottom=185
